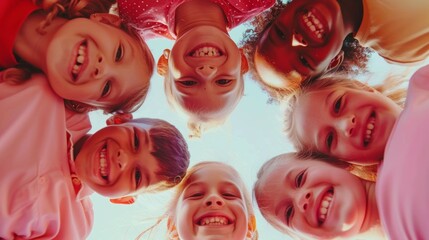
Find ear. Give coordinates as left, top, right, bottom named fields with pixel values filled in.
left=246, top=214, right=257, bottom=239
left=106, top=113, right=133, bottom=125
left=326, top=51, right=344, bottom=73
left=157, top=49, right=170, bottom=77
left=90, top=13, right=122, bottom=28
left=167, top=217, right=179, bottom=240
left=240, top=49, right=249, bottom=74
left=109, top=196, right=136, bottom=204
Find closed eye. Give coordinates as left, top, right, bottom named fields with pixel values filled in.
left=101, top=81, right=111, bottom=98
left=285, top=205, right=294, bottom=225
left=115, top=43, right=124, bottom=62
left=135, top=168, right=142, bottom=189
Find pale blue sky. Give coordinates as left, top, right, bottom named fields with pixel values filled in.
left=86, top=22, right=425, bottom=240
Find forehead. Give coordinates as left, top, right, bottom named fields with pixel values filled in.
left=189, top=164, right=242, bottom=186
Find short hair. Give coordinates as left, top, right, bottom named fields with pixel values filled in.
left=130, top=118, right=190, bottom=192
left=283, top=73, right=407, bottom=154
left=240, top=0, right=372, bottom=102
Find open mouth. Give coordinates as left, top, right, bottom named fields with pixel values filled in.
left=363, top=112, right=376, bottom=147
left=196, top=215, right=233, bottom=226
left=189, top=45, right=223, bottom=57
left=99, top=144, right=110, bottom=181
left=298, top=8, right=327, bottom=44
left=71, top=40, right=88, bottom=81
left=318, top=188, right=334, bottom=225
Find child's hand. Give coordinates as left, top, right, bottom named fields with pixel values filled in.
left=106, top=113, right=133, bottom=125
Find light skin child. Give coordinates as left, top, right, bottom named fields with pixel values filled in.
left=138, top=162, right=257, bottom=240
left=12, top=4, right=154, bottom=113
left=156, top=1, right=249, bottom=136
left=242, top=0, right=370, bottom=97
left=254, top=153, right=381, bottom=239
left=73, top=116, right=190, bottom=202
left=285, top=76, right=404, bottom=165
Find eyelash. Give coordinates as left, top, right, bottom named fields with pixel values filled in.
left=274, top=24, right=286, bottom=40
left=133, top=127, right=140, bottom=150
left=179, top=80, right=198, bottom=87
left=334, top=95, right=343, bottom=113
left=285, top=206, right=294, bottom=225
left=135, top=168, right=142, bottom=188
left=101, top=81, right=111, bottom=97
left=295, top=170, right=306, bottom=188
left=216, top=79, right=233, bottom=86
left=115, top=43, right=124, bottom=62
left=326, top=132, right=334, bottom=150
left=299, top=56, right=311, bottom=69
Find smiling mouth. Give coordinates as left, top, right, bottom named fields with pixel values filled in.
left=318, top=188, right=334, bottom=225
left=189, top=45, right=223, bottom=57
left=196, top=215, right=232, bottom=226
left=71, top=40, right=87, bottom=81
left=99, top=144, right=109, bottom=180
left=302, top=10, right=326, bottom=40
left=364, top=112, right=376, bottom=147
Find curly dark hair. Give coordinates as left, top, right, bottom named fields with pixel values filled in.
left=240, top=0, right=373, bottom=102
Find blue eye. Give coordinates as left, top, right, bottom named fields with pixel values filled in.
left=135, top=168, right=142, bottom=188
left=295, top=170, right=306, bottom=188
left=115, top=43, right=123, bottom=62
left=285, top=206, right=294, bottom=225
left=216, top=79, right=233, bottom=86
left=334, top=95, right=343, bottom=113
left=101, top=81, right=111, bottom=97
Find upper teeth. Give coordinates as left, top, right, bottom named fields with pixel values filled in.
left=199, top=216, right=229, bottom=226
left=72, top=43, right=87, bottom=77
left=192, top=46, right=221, bottom=57
left=364, top=116, right=375, bottom=145
left=99, top=145, right=108, bottom=178
left=318, top=191, right=333, bottom=224
left=303, top=10, right=324, bottom=39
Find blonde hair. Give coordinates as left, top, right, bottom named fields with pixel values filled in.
left=284, top=73, right=407, bottom=153
left=138, top=161, right=258, bottom=240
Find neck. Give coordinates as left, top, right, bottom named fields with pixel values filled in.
left=360, top=181, right=380, bottom=234
left=174, top=0, right=228, bottom=37
left=338, top=0, right=363, bottom=34
left=14, top=10, right=67, bottom=72
left=73, top=134, right=91, bottom=159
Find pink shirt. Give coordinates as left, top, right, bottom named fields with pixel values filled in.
left=0, top=0, right=38, bottom=67
left=0, top=73, right=94, bottom=239
left=377, top=64, right=429, bottom=239
left=117, top=0, right=274, bottom=39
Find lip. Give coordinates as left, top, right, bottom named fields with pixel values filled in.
left=194, top=212, right=234, bottom=226
left=69, top=39, right=89, bottom=83
left=315, top=187, right=334, bottom=226
left=296, top=7, right=328, bottom=46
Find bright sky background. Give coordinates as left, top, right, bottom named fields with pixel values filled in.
left=86, top=21, right=427, bottom=240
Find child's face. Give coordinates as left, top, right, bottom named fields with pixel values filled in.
left=174, top=164, right=249, bottom=240
left=257, top=157, right=367, bottom=239
left=168, top=26, right=244, bottom=117
left=45, top=17, right=152, bottom=110
left=75, top=122, right=162, bottom=198
left=255, top=0, right=347, bottom=88
left=293, top=85, right=402, bottom=164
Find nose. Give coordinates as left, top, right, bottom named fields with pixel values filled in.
left=291, top=31, right=308, bottom=47
left=93, top=55, right=105, bottom=79
left=195, top=65, right=217, bottom=79
left=338, top=114, right=356, bottom=137
left=115, top=149, right=127, bottom=170
left=297, top=191, right=312, bottom=212
left=205, top=193, right=225, bottom=208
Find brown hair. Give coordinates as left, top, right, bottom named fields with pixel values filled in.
left=130, top=118, right=190, bottom=192
left=240, top=0, right=372, bottom=102
left=4, top=0, right=154, bottom=114
left=283, top=74, right=407, bottom=153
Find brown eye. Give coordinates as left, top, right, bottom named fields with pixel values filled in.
left=216, top=79, right=232, bottom=86
left=115, top=43, right=123, bottom=62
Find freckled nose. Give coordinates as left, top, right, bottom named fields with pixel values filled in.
left=195, top=65, right=217, bottom=79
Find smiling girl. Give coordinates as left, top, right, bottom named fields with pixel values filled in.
left=117, top=0, right=274, bottom=137
left=2, top=0, right=154, bottom=113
